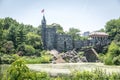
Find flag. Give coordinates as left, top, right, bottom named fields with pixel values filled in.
left=41, top=9, right=44, bottom=13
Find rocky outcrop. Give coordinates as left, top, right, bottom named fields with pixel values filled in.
left=61, top=50, right=87, bottom=63
left=84, top=48, right=99, bottom=62
left=50, top=48, right=99, bottom=63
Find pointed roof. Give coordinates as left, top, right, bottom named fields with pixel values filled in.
left=42, top=15, right=46, bottom=24
left=43, top=15, right=46, bottom=21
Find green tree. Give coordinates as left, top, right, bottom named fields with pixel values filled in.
left=3, top=59, right=36, bottom=80
left=0, top=22, right=3, bottom=52
left=17, top=44, right=35, bottom=56
left=3, top=17, right=19, bottom=30
left=24, top=44, right=35, bottom=56
left=105, top=41, right=120, bottom=65
left=17, top=24, right=26, bottom=45
left=24, top=24, right=37, bottom=33
left=26, top=32, right=42, bottom=49
left=67, top=27, right=81, bottom=40
left=48, top=23, right=65, bottom=34
left=37, top=25, right=42, bottom=35
left=1, top=41, right=15, bottom=54
left=8, top=24, right=18, bottom=48
left=105, top=18, right=120, bottom=41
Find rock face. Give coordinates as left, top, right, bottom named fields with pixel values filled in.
left=50, top=49, right=99, bottom=63
left=84, top=48, right=99, bottom=62
left=50, top=50, right=66, bottom=63
left=61, top=50, right=87, bottom=63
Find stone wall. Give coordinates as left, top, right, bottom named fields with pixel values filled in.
left=46, top=28, right=56, bottom=50
left=56, top=34, right=73, bottom=52
left=74, top=40, right=83, bottom=49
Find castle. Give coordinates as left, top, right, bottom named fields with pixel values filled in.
left=41, top=15, right=109, bottom=52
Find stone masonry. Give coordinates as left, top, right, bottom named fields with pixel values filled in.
left=41, top=15, right=109, bottom=52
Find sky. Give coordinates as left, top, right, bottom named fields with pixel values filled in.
left=0, top=0, right=120, bottom=32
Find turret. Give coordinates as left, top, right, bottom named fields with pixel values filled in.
left=41, top=15, right=46, bottom=25
left=41, top=15, right=46, bottom=49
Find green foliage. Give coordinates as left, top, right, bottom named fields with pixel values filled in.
left=0, top=17, right=43, bottom=56
left=98, top=54, right=105, bottom=62
left=53, top=69, right=120, bottom=80
left=8, top=24, right=18, bottom=48
left=80, top=36, right=89, bottom=41
left=23, top=55, right=52, bottom=64
left=22, top=56, right=41, bottom=64
left=3, top=59, right=36, bottom=80
left=24, top=44, right=35, bottom=56
left=17, top=44, right=36, bottom=56
left=105, top=18, right=120, bottom=41
left=1, top=54, right=20, bottom=64
left=26, top=32, right=42, bottom=49
left=36, top=72, right=50, bottom=80
left=78, top=51, right=84, bottom=58
left=1, top=41, right=15, bottom=54
left=67, top=27, right=81, bottom=40
left=17, top=24, right=26, bottom=45
left=105, top=41, right=120, bottom=65
left=112, top=55, right=120, bottom=65
left=48, top=23, right=65, bottom=34
left=1, top=63, right=120, bottom=80
left=40, top=55, right=52, bottom=63
left=72, top=70, right=94, bottom=80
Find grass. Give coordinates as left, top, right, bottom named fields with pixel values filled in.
left=1, top=63, right=120, bottom=80
left=34, top=69, right=120, bottom=80
left=22, top=55, right=52, bottom=64
left=27, top=63, right=120, bottom=75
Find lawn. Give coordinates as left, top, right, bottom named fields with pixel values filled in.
left=27, top=63, right=120, bottom=76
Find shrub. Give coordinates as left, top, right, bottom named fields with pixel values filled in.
left=17, top=44, right=35, bottom=56
left=40, top=55, right=52, bottom=63
left=23, top=56, right=41, bottom=64
left=23, top=55, right=52, bottom=64
left=1, top=54, right=20, bottom=64
left=98, top=54, right=105, bottom=62
left=36, top=72, right=50, bottom=80
left=3, top=59, right=36, bottom=80
left=24, top=45, right=35, bottom=56
left=72, top=70, right=94, bottom=80
left=112, top=55, right=120, bottom=65
left=104, top=41, right=120, bottom=65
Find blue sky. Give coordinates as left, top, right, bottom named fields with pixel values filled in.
left=0, top=0, right=120, bottom=32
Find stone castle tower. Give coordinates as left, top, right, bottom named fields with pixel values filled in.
left=41, top=15, right=46, bottom=49
left=41, top=15, right=109, bottom=52
left=41, top=15, right=73, bottom=51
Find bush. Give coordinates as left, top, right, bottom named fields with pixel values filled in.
left=24, top=45, right=35, bottom=56
left=3, top=59, right=36, bottom=80
left=17, top=44, right=35, bottom=56
left=36, top=72, right=50, bottom=80
left=112, top=55, right=120, bottom=65
left=1, top=54, right=20, bottom=64
left=70, top=69, right=120, bottom=80
left=104, top=53, right=113, bottom=65
left=23, top=55, right=52, bottom=64
left=72, top=70, right=94, bottom=80
left=98, top=54, right=105, bottom=62
left=104, top=41, right=120, bottom=65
